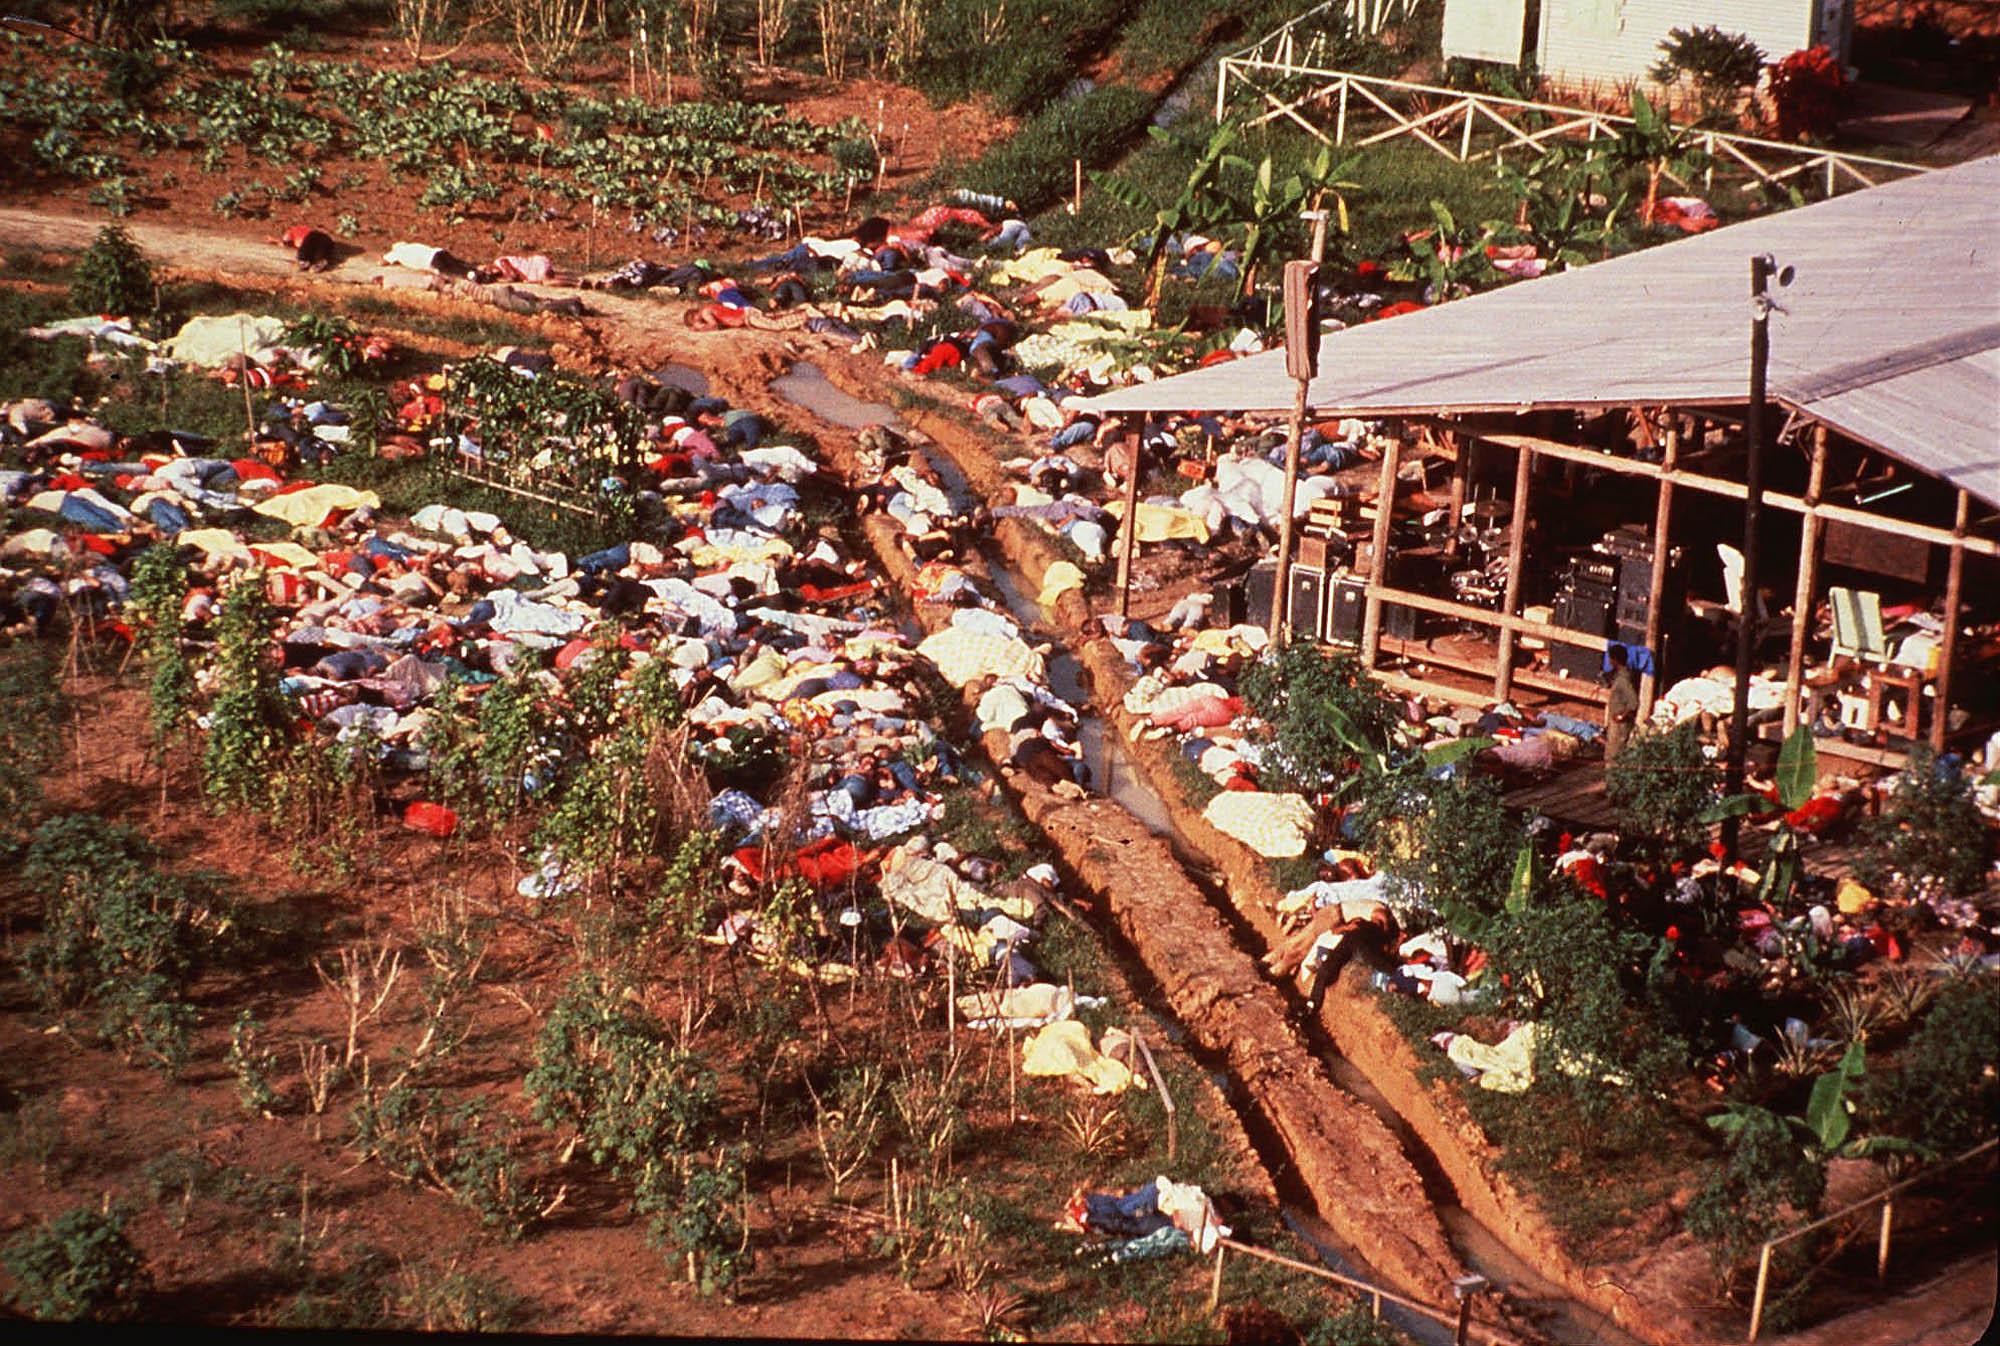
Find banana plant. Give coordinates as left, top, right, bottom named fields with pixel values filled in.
left=1604, top=88, right=1711, bottom=226
left=1092, top=121, right=1240, bottom=308
left=1494, top=158, right=1629, bottom=267
left=1709, top=1041, right=1927, bottom=1163
left=1392, top=199, right=1493, bottom=302
left=1702, top=724, right=1816, bottom=909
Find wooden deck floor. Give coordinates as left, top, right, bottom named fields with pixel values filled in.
left=1500, top=760, right=1863, bottom=879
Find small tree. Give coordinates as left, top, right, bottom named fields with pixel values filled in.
left=1241, top=638, right=1401, bottom=795
left=70, top=223, right=154, bottom=320
left=1651, top=26, right=1764, bottom=123
left=127, top=545, right=194, bottom=763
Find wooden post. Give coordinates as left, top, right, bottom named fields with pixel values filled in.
left=1454, top=1296, right=1473, bottom=1346
left=1639, top=421, right=1682, bottom=718
left=1270, top=210, right=1331, bottom=642
left=1492, top=442, right=1534, bottom=704
left=1748, top=1242, right=1773, bottom=1342
left=1877, top=1198, right=1894, bottom=1282
left=1932, top=489, right=1970, bottom=753
left=1115, top=418, right=1142, bottom=619
left=1133, top=1030, right=1175, bottom=1161
left=1207, top=1243, right=1226, bottom=1313
left=1442, top=426, right=1469, bottom=564
left=1073, top=158, right=1083, bottom=216
left=1781, top=426, right=1829, bottom=735
left=1358, top=437, right=1401, bottom=669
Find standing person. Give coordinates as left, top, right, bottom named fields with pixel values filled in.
left=1604, top=644, right=1639, bottom=760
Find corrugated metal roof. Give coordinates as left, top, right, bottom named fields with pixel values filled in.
left=1077, top=154, right=2000, bottom=506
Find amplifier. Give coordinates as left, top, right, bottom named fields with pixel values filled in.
left=1288, top=566, right=1327, bottom=641
left=1245, top=561, right=1280, bottom=631
left=1548, top=642, right=1604, bottom=682
left=1328, top=576, right=1366, bottom=644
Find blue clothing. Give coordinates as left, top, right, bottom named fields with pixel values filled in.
left=1083, top=1183, right=1169, bottom=1238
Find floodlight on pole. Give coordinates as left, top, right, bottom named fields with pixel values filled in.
left=1723, top=252, right=1793, bottom=863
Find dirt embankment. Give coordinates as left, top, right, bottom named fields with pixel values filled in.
left=800, top=353, right=1726, bottom=1346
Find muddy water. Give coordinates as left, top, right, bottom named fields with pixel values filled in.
left=652, top=362, right=710, bottom=396
left=770, top=361, right=905, bottom=431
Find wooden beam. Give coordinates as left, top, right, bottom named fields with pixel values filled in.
left=1359, top=437, right=1401, bottom=668
left=1638, top=422, right=1680, bottom=719
left=1443, top=428, right=1469, bottom=563
left=1493, top=443, right=1535, bottom=704
left=1471, top=431, right=2000, bottom=559
left=1782, top=427, right=1831, bottom=736
left=1933, top=489, right=1971, bottom=754
left=1369, top=581, right=1610, bottom=651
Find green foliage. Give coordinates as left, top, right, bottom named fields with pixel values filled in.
left=1241, top=638, right=1400, bottom=795
left=641, top=1148, right=752, bottom=1296
left=0, top=645, right=67, bottom=852
left=2, top=1206, right=150, bottom=1321
left=1605, top=721, right=1719, bottom=858
left=1854, top=747, right=1989, bottom=897
left=1651, top=26, right=1765, bottom=105
left=202, top=574, right=290, bottom=811
left=1304, top=1302, right=1408, bottom=1346
left=1488, top=888, right=1686, bottom=1099
left=19, top=813, right=231, bottom=1072
left=1369, top=772, right=1520, bottom=938
left=1686, top=1104, right=1826, bottom=1266
left=525, top=973, right=722, bottom=1179
left=473, top=662, right=546, bottom=820
left=128, top=544, right=194, bottom=757
left=68, top=222, right=153, bottom=319
left=442, top=356, right=647, bottom=519
left=280, top=312, right=365, bottom=382
left=349, top=1085, right=547, bottom=1239
left=1864, top=976, right=2000, bottom=1155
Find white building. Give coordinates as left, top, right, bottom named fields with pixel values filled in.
left=1442, top=0, right=1853, bottom=86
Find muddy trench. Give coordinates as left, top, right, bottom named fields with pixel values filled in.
left=765, top=353, right=1709, bottom=1346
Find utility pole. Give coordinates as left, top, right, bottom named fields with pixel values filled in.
left=1723, top=252, right=1791, bottom=863
left=1269, top=209, right=1331, bottom=642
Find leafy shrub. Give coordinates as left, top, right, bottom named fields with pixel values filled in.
left=20, top=814, right=229, bottom=1072
left=2, top=1206, right=150, bottom=1321
left=128, top=544, right=194, bottom=757
left=1488, top=888, right=1685, bottom=1099
left=1242, top=638, right=1399, bottom=793
left=349, top=1085, right=548, bottom=1239
left=1853, top=746, right=1989, bottom=897
left=202, top=574, right=289, bottom=811
left=1651, top=26, right=1765, bottom=95
left=1864, top=977, right=2000, bottom=1155
left=1605, top=721, right=1718, bottom=859
left=1368, top=772, right=1520, bottom=937
left=69, top=223, right=153, bottom=319
left=1767, top=46, right=1845, bottom=142
left=281, top=312, right=366, bottom=382
left=525, top=974, right=722, bottom=1179
left=1685, top=1105, right=1826, bottom=1267
left=640, top=1149, right=752, bottom=1297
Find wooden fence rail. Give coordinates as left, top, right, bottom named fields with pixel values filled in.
left=1214, top=61, right=1928, bottom=202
